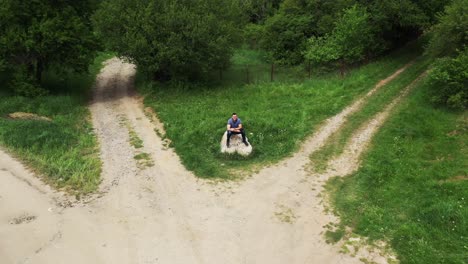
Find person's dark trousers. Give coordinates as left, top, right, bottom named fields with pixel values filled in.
left=227, top=128, right=247, bottom=146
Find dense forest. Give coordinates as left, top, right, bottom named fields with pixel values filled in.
left=0, top=0, right=466, bottom=108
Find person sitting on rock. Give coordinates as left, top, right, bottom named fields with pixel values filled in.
left=227, top=112, right=249, bottom=148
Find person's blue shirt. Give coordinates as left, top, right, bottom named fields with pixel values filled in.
left=227, top=118, right=242, bottom=129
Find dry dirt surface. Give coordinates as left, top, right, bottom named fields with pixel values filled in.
left=0, top=58, right=415, bottom=264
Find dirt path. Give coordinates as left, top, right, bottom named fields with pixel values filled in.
left=0, top=58, right=416, bottom=264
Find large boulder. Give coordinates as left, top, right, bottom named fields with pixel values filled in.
left=220, top=131, right=252, bottom=156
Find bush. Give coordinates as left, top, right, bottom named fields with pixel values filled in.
left=304, top=5, right=376, bottom=75
left=428, top=49, right=468, bottom=109
left=11, top=69, right=48, bottom=97
left=425, top=0, right=467, bottom=57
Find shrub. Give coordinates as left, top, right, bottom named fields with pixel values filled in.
left=428, top=49, right=468, bottom=109
left=11, top=69, right=48, bottom=97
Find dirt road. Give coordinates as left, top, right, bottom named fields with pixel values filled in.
left=0, top=58, right=414, bottom=264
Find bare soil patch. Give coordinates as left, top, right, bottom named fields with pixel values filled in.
left=7, top=112, right=52, bottom=121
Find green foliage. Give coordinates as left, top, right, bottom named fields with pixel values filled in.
left=325, top=227, right=346, bottom=244
left=261, top=9, right=312, bottom=64
left=240, top=0, right=282, bottom=23
left=138, top=46, right=416, bottom=178
left=305, top=5, right=375, bottom=72
left=243, top=23, right=265, bottom=49
left=232, top=48, right=267, bottom=67
left=134, top=153, right=150, bottom=160
left=358, top=0, right=445, bottom=50
left=11, top=67, right=49, bottom=97
left=331, top=5, right=375, bottom=63
left=367, top=1, right=429, bottom=31
left=304, top=36, right=338, bottom=66
left=426, top=0, right=468, bottom=57
left=425, top=0, right=468, bottom=110
left=0, top=0, right=98, bottom=89
left=261, top=0, right=350, bottom=65
left=428, top=49, right=468, bottom=110
left=328, top=79, right=468, bottom=264
left=0, top=53, right=112, bottom=193
left=0, top=58, right=6, bottom=72
left=94, top=0, right=242, bottom=81
left=260, top=0, right=446, bottom=67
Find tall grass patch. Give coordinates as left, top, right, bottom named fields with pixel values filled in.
left=327, top=79, right=467, bottom=263
left=0, top=52, right=114, bottom=193
left=139, top=45, right=421, bottom=179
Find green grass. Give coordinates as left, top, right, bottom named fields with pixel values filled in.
left=0, top=52, right=114, bottom=193
left=326, top=79, right=468, bottom=263
left=121, top=118, right=144, bottom=149
left=325, top=227, right=346, bottom=244
left=129, top=129, right=144, bottom=149
left=134, top=152, right=150, bottom=160
left=138, top=43, right=423, bottom=179
left=133, top=152, right=154, bottom=168
left=311, top=55, right=432, bottom=172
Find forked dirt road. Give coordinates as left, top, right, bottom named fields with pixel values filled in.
left=0, top=58, right=415, bottom=264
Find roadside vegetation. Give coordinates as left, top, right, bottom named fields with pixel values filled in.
left=321, top=2, right=467, bottom=262
left=0, top=53, right=113, bottom=193
left=326, top=78, right=467, bottom=264
left=138, top=44, right=420, bottom=179
left=310, top=53, right=431, bottom=172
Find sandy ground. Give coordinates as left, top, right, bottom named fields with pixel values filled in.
left=0, top=58, right=415, bottom=264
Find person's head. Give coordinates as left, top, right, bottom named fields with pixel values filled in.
left=232, top=112, right=238, bottom=121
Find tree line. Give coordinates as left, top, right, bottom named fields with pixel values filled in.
left=0, top=0, right=466, bottom=108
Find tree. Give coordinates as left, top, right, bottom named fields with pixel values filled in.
left=428, top=48, right=468, bottom=109
left=261, top=0, right=351, bottom=66
left=240, top=0, right=282, bottom=24
left=304, top=5, right=375, bottom=76
left=261, top=0, right=447, bottom=67
left=425, top=0, right=468, bottom=110
left=262, top=8, right=313, bottom=65
left=426, top=0, right=468, bottom=57
left=0, top=0, right=98, bottom=95
left=243, top=23, right=265, bottom=49
left=361, top=0, right=444, bottom=50
left=94, top=0, right=242, bottom=81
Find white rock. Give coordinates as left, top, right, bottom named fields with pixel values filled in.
left=220, top=131, right=252, bottom=156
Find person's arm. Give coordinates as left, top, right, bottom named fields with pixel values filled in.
left=230, top=123, right=242, bottom=132
left=227, top=123, right=231, bottom=131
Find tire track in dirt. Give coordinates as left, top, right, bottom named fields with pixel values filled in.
left=190, top=60, right=416, bottom=264
left=328, top=71, right=428, bottom=176
left=88, top=58, right=204, bottom=264
left=310, top=71, right=428, bottom=262
left=0, top=58, right=417, bottom=264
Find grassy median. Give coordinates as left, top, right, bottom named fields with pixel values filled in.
left=310, top=55, right=431, bottom=172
